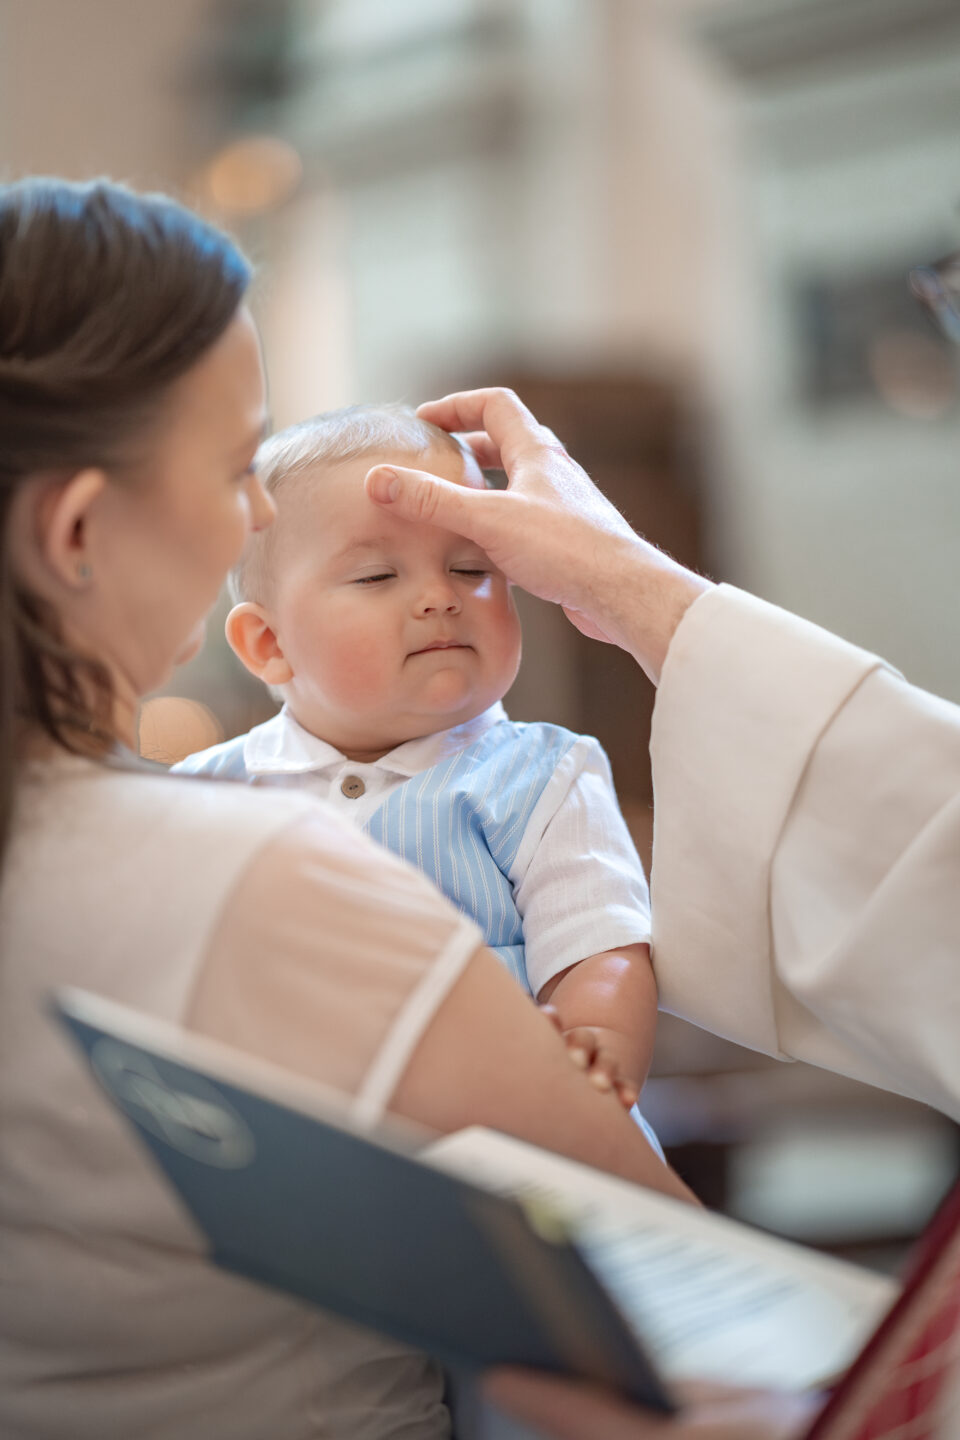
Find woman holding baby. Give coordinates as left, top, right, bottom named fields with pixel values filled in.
left=0, top=176, right=691, bottom=1440
left=3, top=174, right=958, bottom=1440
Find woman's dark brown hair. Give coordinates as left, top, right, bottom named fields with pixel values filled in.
left=0, top=176, right=252, bottom=867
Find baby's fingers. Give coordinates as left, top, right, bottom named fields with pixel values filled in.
left=561, top=1027, right=639, bottom=1104
left=585, top=1049, right=620, bottom=1096
left=561, top=1025, right=601, bottom=1073
left=538, top=1002, right=565, bottom=1037
left=551, top=1024, right=629, bottom=1102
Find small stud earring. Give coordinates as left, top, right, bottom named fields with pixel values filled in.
left=77, top=562, right=92, bottom=582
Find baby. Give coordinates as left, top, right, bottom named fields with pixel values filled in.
left=178, top=405, right=660, bottom=1128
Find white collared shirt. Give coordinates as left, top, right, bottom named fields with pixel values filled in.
left=177, top=703, right=652, bottom=995
left=241, top=703, right=510, bottom=827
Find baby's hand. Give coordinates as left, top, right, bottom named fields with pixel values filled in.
left=539, top=1005, right=640, bottom=1110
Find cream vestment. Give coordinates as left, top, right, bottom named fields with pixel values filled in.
left=651, top=584, right=960, bottom=1122
left=0, top=758, right=480, bottom=1439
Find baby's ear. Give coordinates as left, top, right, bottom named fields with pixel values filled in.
left=225, top=603, right=294, bottom=686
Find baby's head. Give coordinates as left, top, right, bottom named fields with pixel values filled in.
left=227, top=404, right=522, bottom=760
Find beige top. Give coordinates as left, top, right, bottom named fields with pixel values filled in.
left=0, top=755, right=481, bottom=1439
left=651, top=583, right=960, bottom=1121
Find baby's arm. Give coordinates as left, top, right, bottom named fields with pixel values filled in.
left=515, top=735, right=657, bottom=1107
left=537, top=943, right=657, bottom=1108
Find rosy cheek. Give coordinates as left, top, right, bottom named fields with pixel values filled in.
left=313, top=617, right=390, bottom=705
left=476, top=583, right=519, bottom=634
left=492, top=597, right=523, bottom=669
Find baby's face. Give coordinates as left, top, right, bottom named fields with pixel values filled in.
left=270, top=444, right=522, bottom=758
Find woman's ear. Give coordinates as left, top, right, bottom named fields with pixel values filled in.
left=35, top=468, right=108, bottom=590
left=225, top=602, right=294, bottom=685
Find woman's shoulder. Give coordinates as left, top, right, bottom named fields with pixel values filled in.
left=25, top=752, right=325, bottom=861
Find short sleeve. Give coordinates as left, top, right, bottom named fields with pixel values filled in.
left=512, top=736, right=652, bottom=997
left=185, top=807, right=483, bottom=1123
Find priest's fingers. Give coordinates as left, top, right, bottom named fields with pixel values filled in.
left=453, top=429, right=503, bottom=472
left=365, top=458, right=570, bottom=615
left=374, top=390, right=712, bottom=682
left=365, top=462, right=494, bottom=539
left=417, top=388, right=550, bottom=471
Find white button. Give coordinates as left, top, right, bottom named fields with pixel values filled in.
left=341, top=774, right=366, bottom=799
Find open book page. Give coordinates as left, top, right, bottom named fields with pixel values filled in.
left=426, top=1128, right=898, bottom=1391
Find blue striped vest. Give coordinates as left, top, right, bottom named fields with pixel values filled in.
left=364, top=719, right=580, bottom=992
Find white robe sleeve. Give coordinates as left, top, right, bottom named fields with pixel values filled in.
left=650, top=583, right=960, bottom=1120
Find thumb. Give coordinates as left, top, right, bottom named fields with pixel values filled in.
left=365, top=463, right=482, bottom=534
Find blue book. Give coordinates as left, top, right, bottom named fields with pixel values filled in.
left=53, top=987, right=896, bottom=1411
left=53, top=986, right=672, bottom=1410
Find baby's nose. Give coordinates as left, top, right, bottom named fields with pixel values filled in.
left=416, top=581, right=461, bottom=615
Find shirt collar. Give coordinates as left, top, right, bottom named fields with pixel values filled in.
left=243, top=702, right=508, bottom=778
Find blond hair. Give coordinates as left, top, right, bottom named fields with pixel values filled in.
left=230, top=403, right=471, bottom=605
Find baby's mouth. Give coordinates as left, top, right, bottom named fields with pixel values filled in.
left=410, top=639, right=471, bottom=656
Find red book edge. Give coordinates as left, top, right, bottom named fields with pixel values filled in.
left=805, top=1176, right=960, bottom=1440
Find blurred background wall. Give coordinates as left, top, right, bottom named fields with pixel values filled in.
left=3, top=0, right=959, bottom=1261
